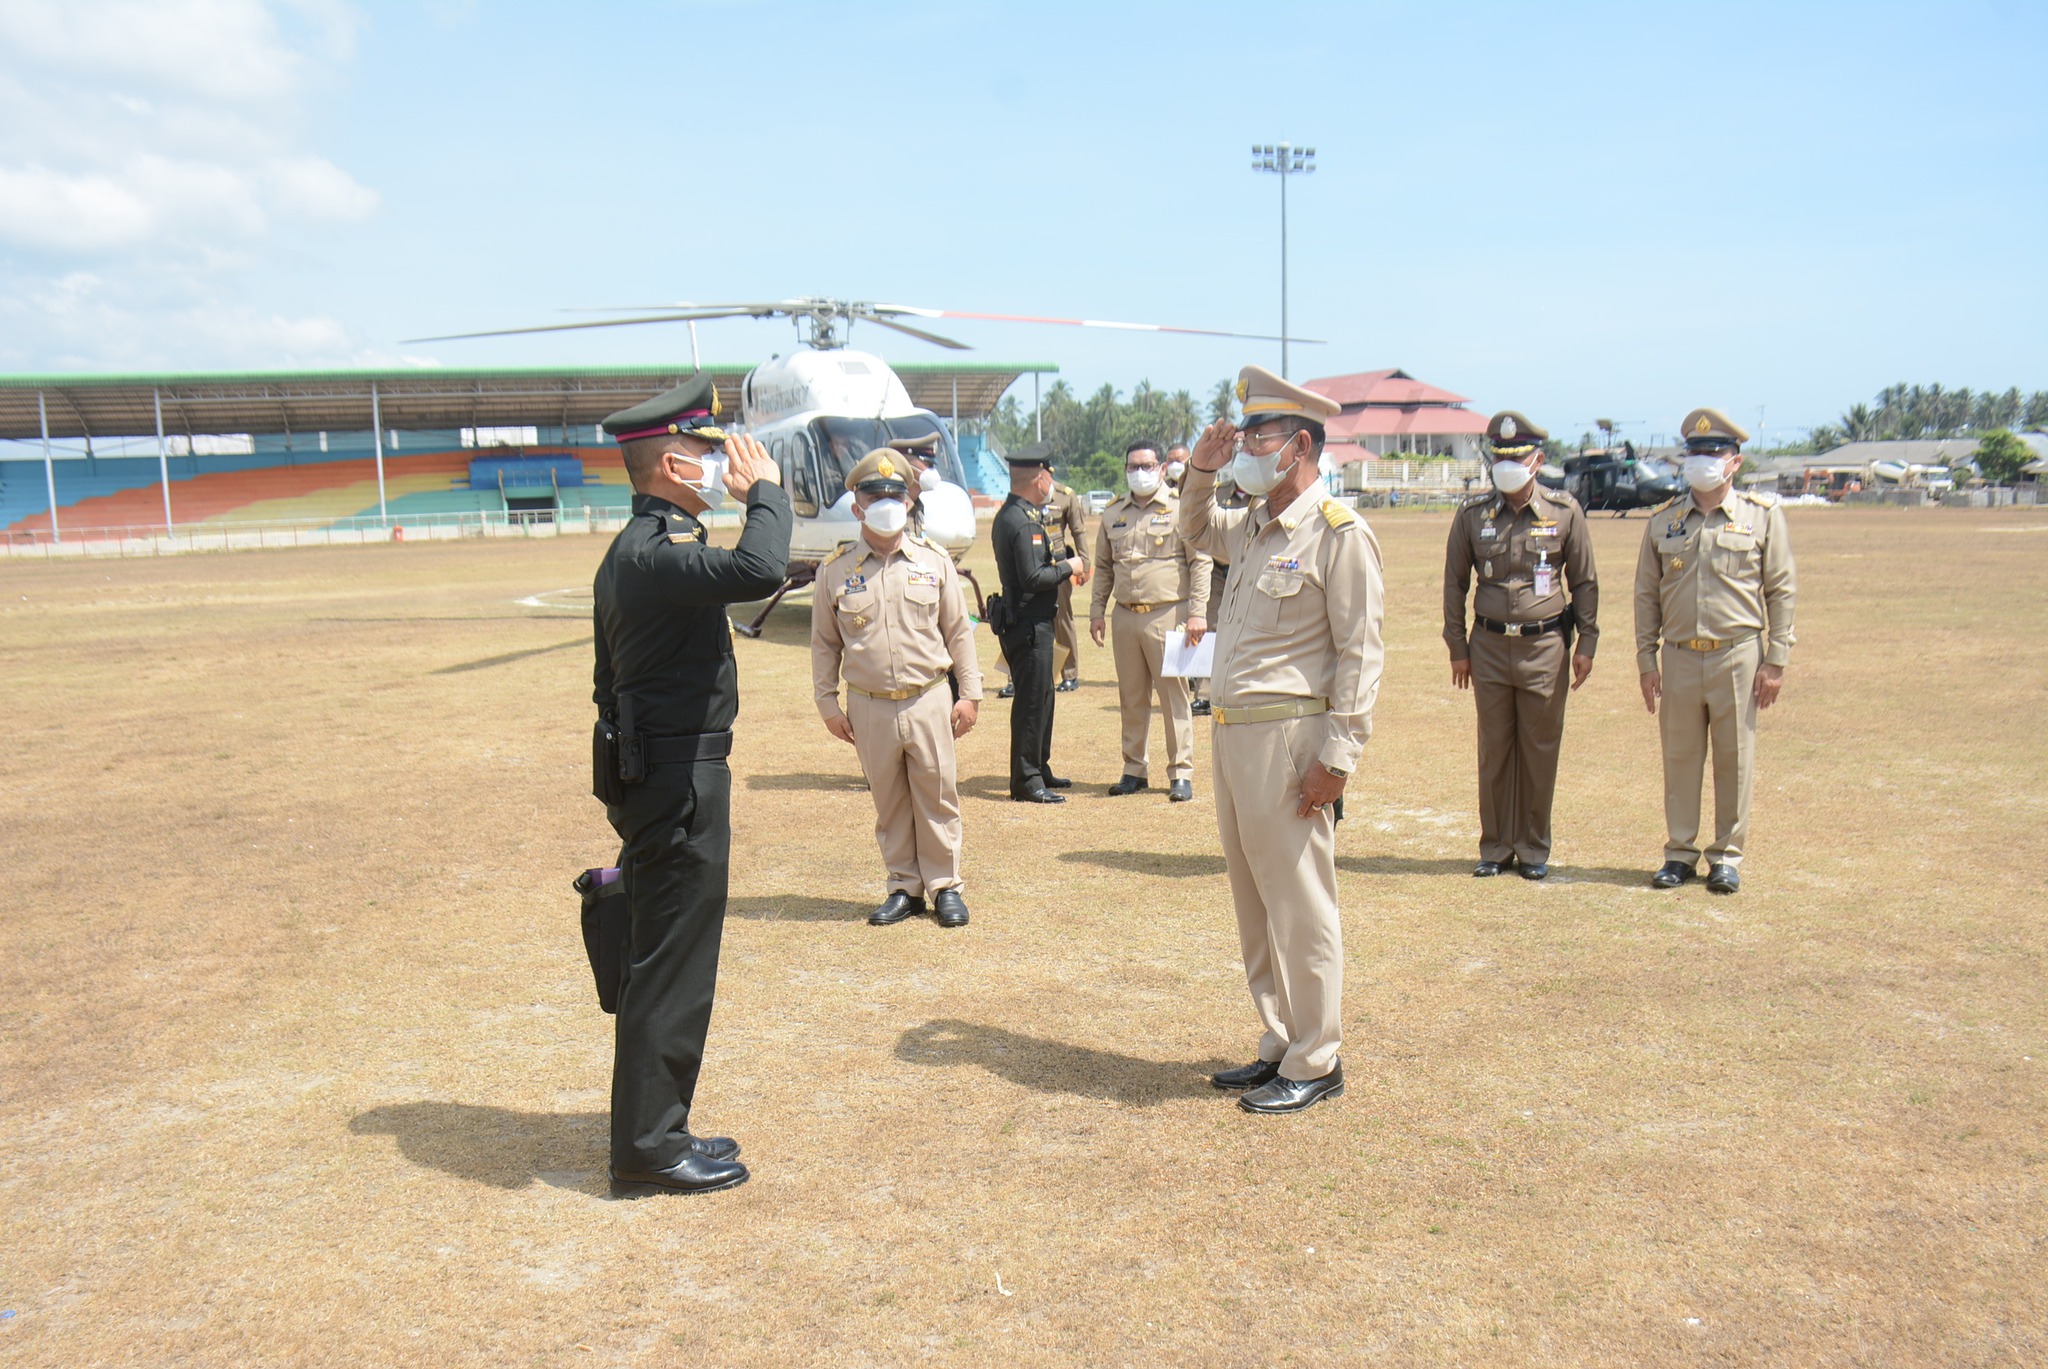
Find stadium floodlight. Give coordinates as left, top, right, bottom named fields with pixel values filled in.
left=1251, top=141, right=1316, bottom=377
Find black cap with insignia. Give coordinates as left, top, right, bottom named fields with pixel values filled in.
left=600, top=371, right=728, bottom=444
left=1004, top=441, right=1055, bottom=469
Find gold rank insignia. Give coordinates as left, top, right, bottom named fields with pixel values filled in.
left=1693, top=414, right=1711, bottom=435
left=877, top=456, right=896, bottom=479
left=852, top=615, right=869, bottom=627
left=1671, top=557, right=1684, bottom=570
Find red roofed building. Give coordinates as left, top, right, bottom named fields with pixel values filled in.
left=1303, top=369, right=1489, bottom=463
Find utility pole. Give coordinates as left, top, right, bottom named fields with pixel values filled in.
left=1252, top=142, right=1315, bottom=378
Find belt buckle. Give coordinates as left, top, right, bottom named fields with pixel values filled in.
left=1503, top=622, right=1525, bottom=637
left=1687, top=637, right=1716, bottom=651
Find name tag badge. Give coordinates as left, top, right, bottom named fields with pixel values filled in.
left=1478, top=526, right=1498, bottom=540
left=844, top=574, right=865, bottom=592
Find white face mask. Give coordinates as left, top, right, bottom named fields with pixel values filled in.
left=1683, top=454, right=1733, bottom=492
left=1126, top=467, right=1162, bottom=497
left=860, top=497, right=908, bottom=535
left=1165, top=460, right=1186, bottom=480
left=676, top=450, right=726, bottom=509
left=916, top=465, right=941, bottom=491
left=1490, top=458, right=1535, bottom=494
left=1228, top=436, right=1296, bottom=496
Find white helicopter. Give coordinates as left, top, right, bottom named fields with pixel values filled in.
left=410, top=297, right=1316, bottom=633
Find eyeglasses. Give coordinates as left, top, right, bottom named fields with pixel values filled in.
left=1235, top=428, right=1297, bottom=455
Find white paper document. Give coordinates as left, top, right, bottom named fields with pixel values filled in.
left=1160, top=627, right=1216, bottom=678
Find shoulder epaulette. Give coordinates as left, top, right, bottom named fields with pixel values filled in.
left=1462, top=492, right=1494, bottom=509
left=1056, top=482, right=1076, bottom=497
left=1648, top=496, right=1679, bottom=515
left=824, top=539, right=858, bottom=563
left=1319, top=498, right=1359, bottom=531
left=1740, top=488, right=1780, bottom=507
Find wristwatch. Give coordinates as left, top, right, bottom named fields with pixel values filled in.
left=1324, top=764, right=1349, bottom=779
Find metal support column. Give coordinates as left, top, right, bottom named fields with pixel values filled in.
left=38, top=390, right=59, bottom=544
left=372, top=382, right=389, bottom=524
left=154, top=388, right=173, bottom=531
left=1034, top=371, right=1042, bottom=441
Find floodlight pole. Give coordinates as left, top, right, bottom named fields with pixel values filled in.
left=154, top=387, right=173, bottom=532
left=1252, top=141, right=1316, bottom=379
left=38, top=389, right=59, bottom=545
left=372, top=382, right=388, bottom=525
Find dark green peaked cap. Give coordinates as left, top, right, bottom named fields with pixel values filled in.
left=600, top=372, right=727, bottom=442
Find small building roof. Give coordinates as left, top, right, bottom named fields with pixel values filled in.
left=1304, top=369, right=1472, bottom=408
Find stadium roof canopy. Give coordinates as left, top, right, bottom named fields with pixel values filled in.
left=0, top=362, right=1057, bottom=441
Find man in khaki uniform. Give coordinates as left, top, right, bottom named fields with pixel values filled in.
left=1443, top=411, right=1599, bottom=880
left=813, top=450, right=983, bottom=927
left=1091, top=440, right=1213, bottom=801
left=1635, top=408, right=1797, bottom=895
left=1181, top=365, right=1384, bottom=1116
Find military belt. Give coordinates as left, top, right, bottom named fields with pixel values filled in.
left=1213, top=697, right=1329, bottom=726
left=848, top=676, right=946, bottom=702
left=1116, top=601, right=1173, bottom=614
left=1669, top=633, right=1759, bottom=653
left=643, top=730, right=734, bottom=765
left=1476, top=612, right=1571, bottom=638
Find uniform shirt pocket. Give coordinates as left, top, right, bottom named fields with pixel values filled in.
left=904, top=581, right=941, bottom=610
left=1710, top=527, right=1759, bottom=573
left=1253, top=568, right=1306, bottom=628
left=836, top=589, right=880, bottom=630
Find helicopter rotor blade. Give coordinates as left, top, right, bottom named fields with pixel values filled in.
left=870, top=305, right=1323, bottom=346
left=858, top=314, right=973, bottom=350
left=401, top=309, right=766, bottom=343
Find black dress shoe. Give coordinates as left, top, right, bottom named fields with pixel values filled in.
left=610, top=1151, right=749, bottom=1196
left=868, top=891, right=926, bottom=926
left=997, top=683, right=1015, bottom=698
left=1706, top=863, right=1740, bottom=894
left=1056, top=678, right=1080, bottom=692
left=933, top=889, right=969, bottom=927
left=1650, top=860, right=1697, bottom=890
left=1169, top=779, right=1194, bottom=802
left=1239, top=1062, right=1345, bottom=1114
left=1210, top=1058, right=1283, bottom=1091
left=1190, top=698, right=1212, bottom=717
left=1107, top=775, right=1149, bottom=796
left=1011, top=786, right=1066, bottom=804
left=1519, top=861, right=1549, bottom=880
left=1043, top=773, right=1072, bottom=789
left=1473, top=860, right=1505, bottom=877
left=691, top=1135, right=741, bottom=1162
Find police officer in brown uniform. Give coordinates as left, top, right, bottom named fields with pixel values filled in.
left=1181, top=365, right=1385, bottom=1116
left=1443, top=412, right=1599, bottom=879
left=813, top=451, right=983, bottom=927
left=1091, top=439, right=1212, bottom=801
left=1636, top=409, right=1796, bottom=895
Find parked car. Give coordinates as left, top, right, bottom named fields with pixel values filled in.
left=1084, top=489, right=1116, bottom=515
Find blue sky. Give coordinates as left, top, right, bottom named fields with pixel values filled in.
left=2, top=0, right=2043, bottom=446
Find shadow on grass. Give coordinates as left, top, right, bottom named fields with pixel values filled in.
left=1060, top=849, right=1228, bottom=878
left=350, top=1101, right=606, bottom=1192
left=432, top=637, right=592, bottom=674
left=745, top=771, right=868, bottom=793
left=958, top=774, right=1024, bottom=802
left=896, top=1019, right=1230, bottom=1105
left=728, top=894, right=875, bottom=921
left=1334, top=854, right=1652, bottom=886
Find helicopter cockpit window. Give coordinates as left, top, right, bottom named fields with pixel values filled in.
left=810, top=416, right=965, bottom=492
left=782, top=430, right=821, bottom=516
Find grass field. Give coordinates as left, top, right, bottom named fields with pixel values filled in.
left=2, top=505, right=2044, bottom=1366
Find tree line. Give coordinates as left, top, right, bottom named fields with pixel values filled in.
left=983, top=379, right=1240, bottom=494
left=1810, top=383, right=2048, bottom=449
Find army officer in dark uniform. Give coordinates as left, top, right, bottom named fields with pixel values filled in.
left=1442, top=411, right=1599, bottom=880
left=593, top=373, right=790, bottom=1195
left=994, top=444, right=1085, bottom=802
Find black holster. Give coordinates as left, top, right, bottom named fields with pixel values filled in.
left=573, top=865, right=630, bottom=1014
left=592, top=696, right=645, bottom=805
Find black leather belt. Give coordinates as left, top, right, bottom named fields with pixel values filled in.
left=1476, top=613, right=1571, bottom=638
left=644, top=730, right=734, bottom=765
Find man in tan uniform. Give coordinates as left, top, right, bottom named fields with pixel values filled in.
left=1443, top=411, right=1599, bottom=880
left=1091, top=440, right=1213, bottom=801
left=1635, top=408, right=1796, bottom=895
left=1181, top=365, right=1384, bottom=1116
left=813, top=450, right=983, bottom=927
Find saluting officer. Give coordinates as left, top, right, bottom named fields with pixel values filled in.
left=1090, top=439, right=1212, bottom=801
left=1443, top=411, right=1599, bottom=879
left=592, top=374, right=790, bottom=1196
left=812, top=451, right=982, bottom=928
left=1181, top=366, right=1385, bottom=1116
left=994, top=445, right=1085, bottom=802
left=1046, top=477, right=1091, bottom=692
left=1635, top=408, right=1797, bottom=895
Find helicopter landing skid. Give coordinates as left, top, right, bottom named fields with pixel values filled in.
left=733, top=563, right=819, bottom=639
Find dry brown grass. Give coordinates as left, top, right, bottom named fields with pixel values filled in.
left=1, top=506, right=2044, bottom=1367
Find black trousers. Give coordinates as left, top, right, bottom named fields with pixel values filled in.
left=606, top=758, right=731, bottom=1172
left=1002, top=618, right=1058, bottom=794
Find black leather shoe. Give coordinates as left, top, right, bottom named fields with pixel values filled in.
left=1519, top=861, right=1549, bottom=880
left=1011, top=786, right=1066, bottom=804
left=1239, top=1062, right=1345, bottom=1114
left=933, top=889, right=969, bottom=927
left=868, top=891, right=926, bottom=926
left=1107, top=775, right=1149, bottom=796
left=997, top=683, right=1015, bottom=698
left=691, top=1135, right=741, bottom=1163
left=1651, top=860, right=1697, bottom=890
left=1169, top=779, right=1194, bottom=802
left=610, top=1152, right=749, bottom=1196
left=1706, top=863, right=1740, bottom=894
left=1473, top=860, right=1505, bottom=877
left=1210, top=1058, right=1283, bottom=1091
left=1190, top=698, right=1212, bottom=717
left=1056, top=678, right=1080, bottom=692
left=1043, top=773, right=1072, bottom=789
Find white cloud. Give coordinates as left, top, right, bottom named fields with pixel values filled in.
left=0, top=270, right=360, bottom=370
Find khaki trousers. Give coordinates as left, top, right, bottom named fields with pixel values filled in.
left=846, top=686, right=962, bottom=896
left=1658, top=636, right=1760, bottom=869
left=1469, top=628, right=1571, bottom=864
left=1054, top=579, right=1080, bottom=682
left=1212, top=714, right=1342, bottom=1082
left=1112, top=602, right=1194, bottom=781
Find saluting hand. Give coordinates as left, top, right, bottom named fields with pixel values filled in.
left=824, top=713, right=855, bottom=745
left=1571, top=654, right=1594, bottom=691
left=951, top=699, right=978, bottom=738
left=1190, top=419, right=1238, bottom=473
left=722, top=432, right=780, bottom=497
left=1639, top=670, right=1661, bottom=716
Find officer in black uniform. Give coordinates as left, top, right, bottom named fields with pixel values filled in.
left=592, top=373, right=791, bottom=1195
left=993, top=444, right=1084, bottom=802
